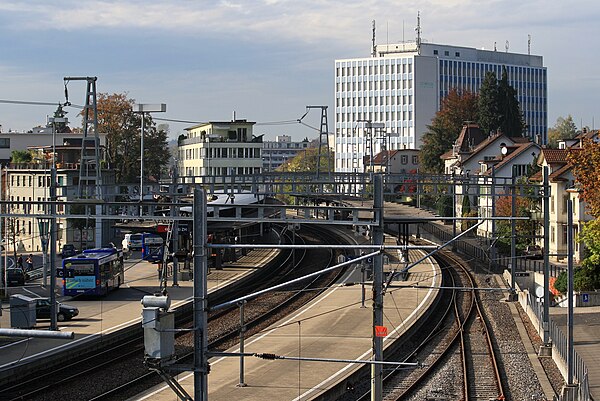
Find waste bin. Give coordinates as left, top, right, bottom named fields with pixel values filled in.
left=10, top=294, right=36, bottom=329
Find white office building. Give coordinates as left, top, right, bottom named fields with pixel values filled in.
left=178, top=119, right=263, bottom=180
left=334, top=41, right=547, bottom=173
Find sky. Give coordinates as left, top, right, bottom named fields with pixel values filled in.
left=0, top=0, right=599, bottom=142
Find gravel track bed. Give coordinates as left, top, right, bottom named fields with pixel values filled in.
left=337, top=252, right=564, bottom=401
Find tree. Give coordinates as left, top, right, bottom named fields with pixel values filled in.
left=547, top=115, right=578, bottom=148
left=10, top=150, right=32, bottom=163
left=477, top=72, right=501, bottom=135
left=497, top=66, right=526, bottom=136
left=420, top=88, right=478, bottom=173
left=95, top=93, right=170, bottom=184
left=568, top=139, right=600, bottom=217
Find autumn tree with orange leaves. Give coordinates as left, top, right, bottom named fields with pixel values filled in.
left=568, top=139, right=600, bottom=218
left=95, top=93, right=170, bottom=183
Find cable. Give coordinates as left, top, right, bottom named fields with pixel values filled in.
left=0, top=99, right=62, bottom=107
left=1, top=97, right=324, bottom=132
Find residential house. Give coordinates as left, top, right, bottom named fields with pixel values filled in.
left=531, top=134, right=597, bottom=262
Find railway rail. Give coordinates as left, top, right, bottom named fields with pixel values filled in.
left=2, top=224, right=352, bottom=401
left=351, top=248, right=506, bottom=401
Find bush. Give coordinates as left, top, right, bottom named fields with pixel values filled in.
left=554, top=265, right=600, bottom=294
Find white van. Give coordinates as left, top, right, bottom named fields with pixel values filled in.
left=124, top=233, right=144, bottom=250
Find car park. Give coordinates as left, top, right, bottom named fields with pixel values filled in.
left=61, top=244, right=78, bottom=258
left=34, top=298, right=79, bottom=322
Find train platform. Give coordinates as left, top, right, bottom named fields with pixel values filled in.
left=134, top=247, right=442, bottom=401
left=0, top=247, right=279, bottom=384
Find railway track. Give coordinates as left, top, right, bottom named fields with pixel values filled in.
left=2, top=224, right=352, bottom=401
left=354, top=248, right=506, bottom=401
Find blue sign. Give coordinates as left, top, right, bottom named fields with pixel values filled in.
left=583, top=293, right=589, bottom=303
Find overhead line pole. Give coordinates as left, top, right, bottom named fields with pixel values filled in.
left=193, top=188, right=209, bottom=400
left=371, top=174, right=384, bottom=401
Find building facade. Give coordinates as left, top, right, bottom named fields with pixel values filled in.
left=178, top=119, right=263, bottom=181
left=262, top=135, right=311, bottom=172
left=334, top=41, right=547, bottom=173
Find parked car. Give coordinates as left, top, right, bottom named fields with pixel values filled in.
left=34, top=298, right=79, bottom=322
left=5, top=267, right=26, bottom=286
left=523, top=245, right=543, bottom=259
left=61, top=244, right=78, bottom=258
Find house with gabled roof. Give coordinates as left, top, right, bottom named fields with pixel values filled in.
left=364, top=149, right=419, bottom=174
left=441, top=123, right=540, bottom=237
left=530, top=145, right=592, bottom=262
left=476, top=141, right=541, bottom=238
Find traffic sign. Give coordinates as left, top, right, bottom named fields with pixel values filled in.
left=583, top=293, right=589, bottom=303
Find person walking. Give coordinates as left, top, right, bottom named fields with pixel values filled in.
left=17, top=255, right=23, bottom=269
left=25, top=254, right=34, bottom=271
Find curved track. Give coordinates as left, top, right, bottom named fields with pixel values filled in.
left=354, top=248, right=505, bottom=401
left=2, top=224, right=351, bottom=401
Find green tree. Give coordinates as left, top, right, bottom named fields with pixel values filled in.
left=10, top=150, right=32, bottom=163
left=547, top=115, right=578, bottom=148
left=144, top=124, right=171, bottom=180
left=420, top=88, right=478, bottom=173
left=477, top=71, right=501, bottom=135
left=497, top=66, right=526, bottom=136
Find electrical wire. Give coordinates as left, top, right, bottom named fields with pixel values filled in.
left=1, top=97, right=322, bottom=131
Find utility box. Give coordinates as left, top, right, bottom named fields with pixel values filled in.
left=142, top=306, right=175, bottom=365
left=10, top=294, right=36, bottom=329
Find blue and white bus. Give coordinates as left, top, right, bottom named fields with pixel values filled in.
left=61, top=248, right=124, bottom=296
left=141, top=233, right=165, bottom=263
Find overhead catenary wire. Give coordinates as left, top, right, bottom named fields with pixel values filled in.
left=0, top=97, right=320, bottom=131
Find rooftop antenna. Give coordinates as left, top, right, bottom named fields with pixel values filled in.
left=372, top=20, right=376, bottom=57
left=528, top=34, right=531, bottom=55
left=494, top=41, right=497, bottom=51
left=415, top=11, right=422, bottom=53
left=402, top=19, right=405, bottom=45
left=505, top=40, right=509, bottom=52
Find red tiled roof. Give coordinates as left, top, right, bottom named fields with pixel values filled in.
left=540, top=148, right=570, bottom=164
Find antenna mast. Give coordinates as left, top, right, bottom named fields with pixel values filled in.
left=528, top=34, right=531, bottom=55
left=415, top=11, right=422, bottom=53
left=372, top=20, right=376, bottom=57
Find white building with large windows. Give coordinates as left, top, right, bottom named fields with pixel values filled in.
left=178, top=119, right=263, bottom=180
left=334, top=41, right=547, bottom=173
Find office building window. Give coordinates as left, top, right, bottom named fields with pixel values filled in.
left=0, top=138, right=9, bottom=148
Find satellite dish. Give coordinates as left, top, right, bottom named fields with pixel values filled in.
left=535, top=286, right=544, bottom=298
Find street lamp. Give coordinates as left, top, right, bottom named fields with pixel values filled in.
left=133, top=103, right=167, bottom=206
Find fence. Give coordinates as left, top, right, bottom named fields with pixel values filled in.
left=420, top=222, right=565, bottom=277
left=528, top=293, right=590, bottom=401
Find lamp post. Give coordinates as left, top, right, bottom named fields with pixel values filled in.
left=133, top=103, right=166, bottom=208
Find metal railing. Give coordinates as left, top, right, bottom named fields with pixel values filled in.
left=528, top=293, right=590, bottom=400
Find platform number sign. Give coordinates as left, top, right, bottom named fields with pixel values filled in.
left=375, top=325, right=388, bottom=337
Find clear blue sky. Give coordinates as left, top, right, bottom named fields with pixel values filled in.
left=0, top=1, right=598, bottom=142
